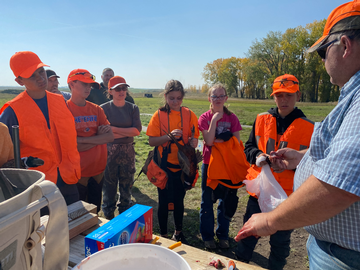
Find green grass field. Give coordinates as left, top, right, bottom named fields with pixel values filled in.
left=130, top=95, right=335, bottom=247
left=0, top=91, right=335, bottom=266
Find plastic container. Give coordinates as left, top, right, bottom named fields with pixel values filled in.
left=72, top=243, right=191, bottom=270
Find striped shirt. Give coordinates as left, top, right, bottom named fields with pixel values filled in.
left=294, top=70, right=360, bottom=252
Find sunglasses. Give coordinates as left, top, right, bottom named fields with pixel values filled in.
left=271, top=79, right=298, bottom=89
left=69, top=72, right=96, bottom=81
left=316, top=34, right=355, bottom=59
left=112, top=86, right=128, bottom=92
left=210, top=95, right=227, bottom=101
left=316, top=39, right=340, bottom=59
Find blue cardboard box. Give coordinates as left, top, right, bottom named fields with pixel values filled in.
left=85, top=204, right=153, bottom=257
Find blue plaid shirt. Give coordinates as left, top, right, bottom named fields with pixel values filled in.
left=294, top=70, right=360, bottom=252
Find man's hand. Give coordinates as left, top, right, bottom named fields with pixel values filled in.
left=234, top=212, right=276, bottom=242
left=269, top=148, right=306, bottom=171
left=97, top=125, right=111, bottom=135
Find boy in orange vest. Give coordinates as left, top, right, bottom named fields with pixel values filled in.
left=235, top=74, right=314, bottom=270
left=67, top=69, right=114, bottom=212
left=0, top=51, right=81, bottom=205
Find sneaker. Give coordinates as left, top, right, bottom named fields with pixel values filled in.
left=204, top=240, right=217, bottom=249
left=171, top=232, right=188, bottom=245
left=218, top=239, right=230, bottom=249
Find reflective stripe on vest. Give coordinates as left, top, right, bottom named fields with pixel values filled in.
left=0, top=91, right=81, bottom=184
left=247, top=113, right=314, bottom=196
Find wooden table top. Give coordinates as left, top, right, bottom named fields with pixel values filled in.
left=69, top=217, right=264, bottom=270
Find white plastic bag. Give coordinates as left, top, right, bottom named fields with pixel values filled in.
left=244, top=162, right=288, bottom=213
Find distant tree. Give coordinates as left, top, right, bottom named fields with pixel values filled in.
left=202, top=57, right=243, bottom=97
left=185, top=85, right=198, bottom=93
left=202, top=19, right=336, bottom=102
left=201, top=84, right=210, bottom=93
left=202, top=59, right=224, bottom=85
left=218, top=57, right=242, bottom=97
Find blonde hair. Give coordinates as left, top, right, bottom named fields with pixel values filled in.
left=159, top=80, right=185, bottom=112
left=208, top=83, right=232, bottom=115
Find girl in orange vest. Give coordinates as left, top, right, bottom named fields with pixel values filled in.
left=198, top=83, right=244, bottom=249
left=146, top=80, right=199, bottom=244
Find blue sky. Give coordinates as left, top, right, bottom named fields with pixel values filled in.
left=0, top=0, right=345, bottom=89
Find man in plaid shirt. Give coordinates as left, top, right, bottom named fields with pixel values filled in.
left=235, top=1, right=360, bottom=269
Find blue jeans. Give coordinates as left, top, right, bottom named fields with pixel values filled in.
left=235, top=196, right=292, bottom=270
left=307, top=234, right=360, bottom=270
left=199, top=164, right=230, bottom=241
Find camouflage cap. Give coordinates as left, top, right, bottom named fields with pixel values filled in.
left=308, top=0, right=360, bottom=53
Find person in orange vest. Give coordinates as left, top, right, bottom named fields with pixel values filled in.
left=0, top=51, right=81, bottom=205
left=198, top=83, right=248, bottom=250
left=146, top=79, right=199, bottom=244
left=235, top=74, right=314, bottom=270
left=67, top=69, right=114, bottom=213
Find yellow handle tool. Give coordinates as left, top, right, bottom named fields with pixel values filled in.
left=149, top=236, right=160, bottom=244
left=168, top=241, right=182, bottom=250
left=228, top=260, right=236, bottom=270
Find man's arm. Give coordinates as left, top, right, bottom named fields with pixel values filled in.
left=235, top=175, right=360, bottom=240
left=269, top=148, right=308, bottom=172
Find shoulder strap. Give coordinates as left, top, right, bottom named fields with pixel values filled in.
left=180, top=106, right=192, bottom=144
left=158, top=110, right=171, bottom=148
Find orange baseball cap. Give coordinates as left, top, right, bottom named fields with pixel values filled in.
left=67, top=68, right=99, bottom=87
left=270, top=74, right=299, bottom=96
left=10, top=51, right=49, bottom=78
left=108, top=76, right=130, bottom=89
left=308, top=0, right=360, bottom=52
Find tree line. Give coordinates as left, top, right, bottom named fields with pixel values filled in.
left=202, top=20, right=340, bottom=102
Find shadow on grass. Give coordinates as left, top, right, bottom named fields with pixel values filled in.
left=131, top=185, right=204, bottom=247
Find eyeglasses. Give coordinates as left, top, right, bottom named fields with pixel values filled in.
left=316, top=38, right=340, bottom=59
left=271, top=79, right=299, bottom=89
left=69, top=72, right=96, bottom=81
left=112, top=86, right=128, bottom=92
left=210, top=95, right=227, bottom=101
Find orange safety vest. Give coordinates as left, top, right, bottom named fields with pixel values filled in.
left=157, top=107, right=191, bottom=166
left=207, top=136, right=249, bottom=190
left=246, top=113, right=314, bottom=196
left=0, top=91, right=81, bottom=184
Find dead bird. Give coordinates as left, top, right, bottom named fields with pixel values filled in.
left=163, top=126, right=202, bottom=186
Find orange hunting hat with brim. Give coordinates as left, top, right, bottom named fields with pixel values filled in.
left=67, top=68, right=99, bottom=87
left=308, top=0, right=360, bottom=53
left=10, top=51, right=49, bottom=78
left=108, top=76, right=130, bottom=89
left=270, top=74, right=299, bottom=96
